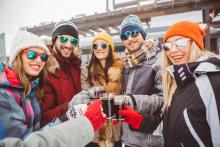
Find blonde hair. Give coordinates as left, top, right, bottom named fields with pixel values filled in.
left=12, top=51, right=50, bottom=100
left=162, top=41, right=216, bottom=111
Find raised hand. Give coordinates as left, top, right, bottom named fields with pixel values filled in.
left=118, top=105, right=143, bottom=129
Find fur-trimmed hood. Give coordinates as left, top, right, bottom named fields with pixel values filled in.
left=46, top=55, right=60, bottom=74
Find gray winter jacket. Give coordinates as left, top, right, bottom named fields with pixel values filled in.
left=0, top=116, right=94, bottom=147
left=122, top=39, right=164, bottom=147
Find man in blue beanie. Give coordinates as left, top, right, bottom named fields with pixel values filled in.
left=114, top=14, right=164, bottom=147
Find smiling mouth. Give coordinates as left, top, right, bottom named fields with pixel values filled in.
left=30, top=64, right=41, bottom=71
left=96, top=51, right=105, bottom=54
left=129, top=41, right=138, bottom=49
left=172, top=55, right=184, bottom=60
left=62, top=48, right=71, bottom=55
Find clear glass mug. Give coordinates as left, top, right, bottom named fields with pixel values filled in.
left=99, top=93, right=124, bottom=121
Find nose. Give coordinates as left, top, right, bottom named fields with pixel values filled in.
left=65, top=41, right=74, bottom=48
left=127, top=35, right=133, bottom=41
left=97, top=46, right=102, bottom=50
left=34, top=55, right=42, bottom=62
left=169, top=44, right=178, bottom=52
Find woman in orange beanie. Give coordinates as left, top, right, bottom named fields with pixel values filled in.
left=118, top=21, right=220, bottom=147
left=161, top=21, right=220, bottom=147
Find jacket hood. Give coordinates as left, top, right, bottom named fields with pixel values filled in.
left=167, top=56, right=220, bottom=88
left=0, top=63, right=39, bottom=90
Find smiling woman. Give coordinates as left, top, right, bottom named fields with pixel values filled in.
left=21, top=48, right=49, bottom=77
left=81, top=32, right=124, bottom=147
left=160, top=21, right=220, bottom=147
left=0, top=31, right=57, bottom=139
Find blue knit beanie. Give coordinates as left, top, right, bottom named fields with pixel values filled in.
left=120, top=15, right=146, bottom=39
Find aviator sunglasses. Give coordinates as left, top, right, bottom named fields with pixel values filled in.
left=23, top=50, right=49, bottom=62
left=120, top=29, right=141, bottom=40
left=163, top=38, right=191, bottom=51
left=92, top=42, right=109, bottom=50
left=58, top=35, right=79, bottom=46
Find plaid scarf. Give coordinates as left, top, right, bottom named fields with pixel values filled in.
left=124, top=38, right=160, bottom=68
left=124, top=48, right=146, bottom=68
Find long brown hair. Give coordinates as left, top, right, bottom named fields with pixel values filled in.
left=12, top=51, right=49, bottom=100
left=87, top=45, right=113, bottom=86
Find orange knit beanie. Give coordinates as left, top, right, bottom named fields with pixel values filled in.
left=163, top=21, right=205, bottom=50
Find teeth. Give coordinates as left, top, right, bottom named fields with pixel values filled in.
left=30, top=65, right=40, bottom=70
left=173, top=56, right=183, bottom=59
left=62, top=48, right=71, bottom=55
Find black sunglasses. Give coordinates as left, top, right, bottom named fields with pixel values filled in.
left=92, top=42, right=108, bottom=50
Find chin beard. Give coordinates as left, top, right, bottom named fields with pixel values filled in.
left=54, top=44, right=73, bottom=58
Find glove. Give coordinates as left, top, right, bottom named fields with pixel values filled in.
left=113, top=95, right=134, bottom=108
left=68, top=90, right=90, bottom=108
left=85, top=100, right=106, bottom=132
left=68, top=87, right=105, bottom=108
left=66, top=104, right=88, bottom=120
left=118, top=105, right=143, bottom=129
left=87, top=86, right=105, bottom=99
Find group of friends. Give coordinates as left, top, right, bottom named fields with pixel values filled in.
left=0, top=14, right=220, bottom=147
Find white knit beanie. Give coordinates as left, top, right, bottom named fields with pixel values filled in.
left=10, top=31, right=50, bottom=63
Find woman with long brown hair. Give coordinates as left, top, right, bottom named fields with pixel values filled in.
left=81, top=32, right=124, bottom=147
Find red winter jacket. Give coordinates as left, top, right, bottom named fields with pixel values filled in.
left=40, top=53, right=81, bottom=127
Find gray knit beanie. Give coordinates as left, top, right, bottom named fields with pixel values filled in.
left=120, top=15, right=146, bottom=39
left=10, top=31, right=50, bottom=63
left=51, top=20, right=78, bottom=45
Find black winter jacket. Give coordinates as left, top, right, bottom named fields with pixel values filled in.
left=140, top=57, right=220, bottom=147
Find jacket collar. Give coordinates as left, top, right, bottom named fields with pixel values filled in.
left=0, top=63, right=39, bottom=90
left=53, top=52, right=81, bottom=71
left=167, top=56, right=220, bottom=88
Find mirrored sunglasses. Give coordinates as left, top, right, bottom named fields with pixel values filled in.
left=59, top=35, right=79, bottom=46
left=120, top=29, right=141, bottom=40
left=92, top=42, right=108, bottom=50
left=163, top=38, right=191, bottom=51
left=23, top=50, right=49, bottom=62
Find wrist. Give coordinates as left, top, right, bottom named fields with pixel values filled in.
left=59, top=114, right=68, bottom=122
left=66, top=104, right=87, bottom=120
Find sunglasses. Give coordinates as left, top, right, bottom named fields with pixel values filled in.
left=58, top=35, right=79, bottom=46
left=23, top=50, right=49, bottom=62
left=92, top=42, right=108, bottom=50
left=163, top=38, right=191, bottom=51
left=120, top=29, right=141, bottom=40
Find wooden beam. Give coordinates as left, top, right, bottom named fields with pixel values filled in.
left=27, top=0, right=219, bottom=36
